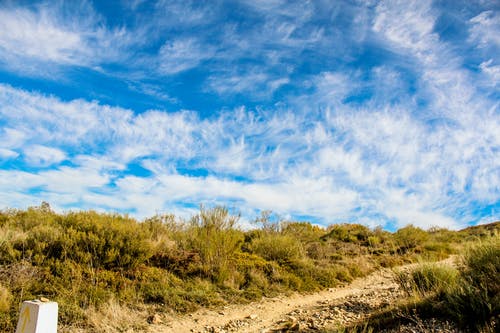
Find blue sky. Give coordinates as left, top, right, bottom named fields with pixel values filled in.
left=0, top=0, right=499, bottom=229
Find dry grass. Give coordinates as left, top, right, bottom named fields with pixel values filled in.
left=0, top=284, right=11, bottom=312
left=61, top=299, right=150, bottom=333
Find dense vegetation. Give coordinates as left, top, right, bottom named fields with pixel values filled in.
left=0, top=203, right=497, bottom=332
left=340, top=227, right=499, bottom=333
left=391, top=238, right=499, bottom=332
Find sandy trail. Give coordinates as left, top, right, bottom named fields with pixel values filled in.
left=151, top=257, right=457, bottom=333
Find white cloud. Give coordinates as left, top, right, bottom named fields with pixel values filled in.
left=153, top=0, right=216, bottom=27
left=469, top=10, right=500, bottom=49
left=479, top=59, right=500, bottom=86
left=373, top=0, right=437, bottom=56
left=41, top=166, right=110, bottom=193
left=387, top=205, right=461, bottom=230
left=0, top=148, right=18, bottom=159
left=23, top=145, right=66, bottom=167
left=0, top=128, right=27, bottom=149
left=207, top=71, right=278, bottom=97
left=0, top=0, right=499, bottom=232
left=313, top=72, right=360, bottom=104
left=0, top=7, right=82, bottom=64
left=0, top=2, right=138, bottom=76
left=158, top=37, right=215, bottom=74
left=0, top=84, right=198, bottom=164
left=198, top=0, right=322, bottom=97
left=0, top=170, right=45, bottom=191
left=1, top=67, right=498, bottom=229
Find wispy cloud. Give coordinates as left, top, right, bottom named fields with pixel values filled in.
left=23, top=145, right=66, bottom=167
left=206, top=69, right=290, bottom=98
left=158, top=37, right=215, bottom=75
left=0, top=1, right=138, bottom=76
left=479, top=59, right=500, bottom=86
left=469, top=10, right=500, bottom=49
left=1, top=78, right=498, bottom=228
left=0, top=1, right=498, bottom=229
left=0, top=148, right=18, bottom=159
left=0, top=6, right=83, bottom=64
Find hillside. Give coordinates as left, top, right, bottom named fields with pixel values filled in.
left=0, top=204, right=498, bottom=332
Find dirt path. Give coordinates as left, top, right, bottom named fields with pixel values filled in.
left=151, top=258, right=457, bottom=333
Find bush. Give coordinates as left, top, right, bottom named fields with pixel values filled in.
left=250, top=234, right=304, bottom=263
left=443, top=237, right=500, bottom=330
left=323, top=224, right=372, bottom=244
left=395, top=263, right=458, bottom=297
left=462, top=238, right=500, bottom=297
left=186, top=206, right=244, bottom=283
left=394, top=225, right=428, bottom=253
left=393, top=236, right=499, bottom=332
left=59, top=212, right=153, bottom=270
left=0, top=227, right=24, bottom=264
left=281, top=222, right=324, bottom=242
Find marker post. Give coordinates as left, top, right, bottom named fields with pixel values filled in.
left=15, top=300, right=58, bottom=333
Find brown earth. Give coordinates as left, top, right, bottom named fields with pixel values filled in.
left=148, top=257, right=459, bottom=332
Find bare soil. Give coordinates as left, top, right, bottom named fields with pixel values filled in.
left=150, top=258, right=458, bottom=333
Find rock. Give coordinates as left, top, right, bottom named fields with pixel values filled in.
left=289, top=322, right=300, bottom=331
left=247, top=314, right=258, bottom=320
left=147, top=313, right=163, bottom=324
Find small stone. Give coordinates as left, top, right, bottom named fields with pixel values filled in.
left=247, top=314, right=258, bottom=320
left=289, top=321, right=300, bottom=331
left=147, top=313, right=163, bottom=324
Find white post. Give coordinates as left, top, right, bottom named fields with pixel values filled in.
left=15, top=300, right=58, bottom=333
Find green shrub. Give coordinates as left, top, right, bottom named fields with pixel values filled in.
left=59, top=212, right=153, bottom=270
left=462, top=238, right=500, bottom=297
left=0, top=227, right=24, bottom=263
left=323, top=224, right=372, bottom=244
left=395, top=263, right=458, bottom=297
left=331, top=264, right=353, bottom=282
left=306, top=241, right=329, bottom=260
left=443, top=237, right=500, bottom=331
left=394, top=225, right=428, bottom=253
left=250, top=234, right=304, bottom=263
left=393, top=236, right=499, bottom=332
left=186, top=206, right=244, bottom=282
left=281, top=222, right=324, bottom=242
